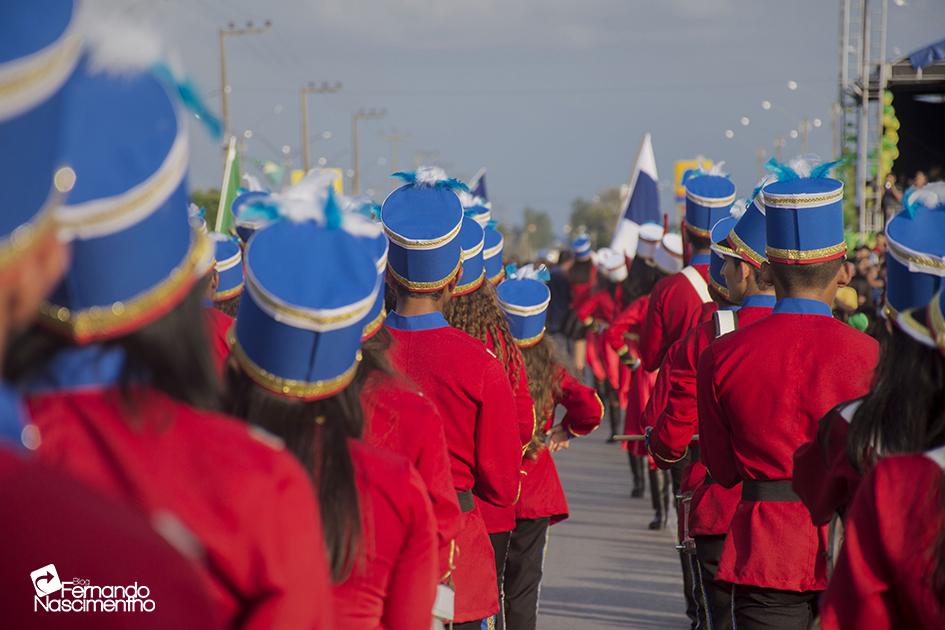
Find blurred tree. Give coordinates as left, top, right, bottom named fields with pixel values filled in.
left=569, top=187, right=622, bottom=248
left=521, top=207, right=553, bottom=250
left=190, top=189, right=221, bottom=215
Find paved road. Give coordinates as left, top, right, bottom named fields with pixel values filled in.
left=536, top=429, right=689, bottom=629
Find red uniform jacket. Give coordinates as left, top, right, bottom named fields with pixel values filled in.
left=361, top=372, right=463, bottom=579
left=0, top=447, right=222, bottom=630
left=204, top=307, right=233, bottom=376
left=332, top=440, right=437, bottom=630
left=639, top=260, right=711, bottom=371
left=611, top=295, right=655, bottom=455
left=517, top=368, right=603, bottom=523
left=820, top=449, right=945, bottom=630
left=650, top=297, right=775, bottom=537
left=385, top=311, right=520, bottom=622
left=479, top=332, right=534, bottom=534
left=22, top=347, right=333, bottom=630
left=697, top=299, right=879, bottom=591
left=793, top=399, right=864, bottom=525
left=576, top=288, right=618, bottom=384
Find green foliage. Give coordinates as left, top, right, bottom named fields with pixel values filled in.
left=190, top=188, right=221, bottom=220
left=569, top=187, right=623, bottom=248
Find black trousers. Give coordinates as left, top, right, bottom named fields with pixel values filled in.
left=489, top=531, right=511, bottom=630
left=503, top=517, right=550, bottom=630
left=695, top=535, right=733, bottom=630
left=732, top=584, right=817, bottom=630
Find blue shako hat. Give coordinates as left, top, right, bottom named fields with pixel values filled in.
left=685, top=174, right=736, bottom=238
left=41, top=56, right=212, bottom=344
left=232, top=195, right=380, bottom=401
left=761, top=157, right=846, bottom=265
left=0, top=0, right=82, bottom=271
left=212, top=233, right=243, bottom=301
left=884, top=183, right=945, bottom=318
left=713, top=183, right=771, bottom=269
left=497, top=269, right=552, bottom=347
left=483, top=221, right=505, bottom=284
left=455, top=216, right=485, bottom=296
left=233, top=190, right=270, bottom=243
left=708, top=216, right=737, bottom=299
left=381, top=166, right=465, bottom=292
left=459, top=189, right=492, bottom=228
left=896, top=286, right=945, bottom=354
left=359, top=224, right=389, bottom=341
left=572, top=234, right=592, bottom=261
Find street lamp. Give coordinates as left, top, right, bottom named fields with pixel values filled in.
left=219, top=19, right=272, bottom=140
left=787, top=80, right=798, bottom=91
left=740, top=116, right=751, bottom=127
left=724, top=129, right=735, bottom=139
left=761, top=100, right=772, bottom=111
left=351, top=108, right=386, bottom=194
left=300, top=81, right=342, bottom=172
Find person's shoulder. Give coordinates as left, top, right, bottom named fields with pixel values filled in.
left=365, top=374, right=441, bottom=425
left=870, top=450, right=944, bottom=495
left=162, top=395, right=304, bottom=478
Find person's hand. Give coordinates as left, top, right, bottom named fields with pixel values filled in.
left=546, top=425, right=571, bottom=453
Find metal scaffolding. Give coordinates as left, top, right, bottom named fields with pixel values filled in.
left=838, top=0, right=889, bottom=234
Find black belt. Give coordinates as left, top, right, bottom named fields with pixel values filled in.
left=741, top=480, right=800, bottom=502
left=457, top=490, right=475, bottom=513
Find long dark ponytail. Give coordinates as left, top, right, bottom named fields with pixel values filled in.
left=846, top=325, right=945, bottom=471
left=224, top=365, right=363, bottom=583
left=845, top=321, right=945, bottom=601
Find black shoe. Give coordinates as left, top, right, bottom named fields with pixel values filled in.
left=648, top=516, right=665, bottom=530
left=630, top=487, right=644, bottom=498
left=607, top=435, right=617, bottom=443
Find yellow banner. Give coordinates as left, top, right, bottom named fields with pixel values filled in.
left=673, top=159, right=713, bottom=202
left=293, top=167, right=345, bottom=195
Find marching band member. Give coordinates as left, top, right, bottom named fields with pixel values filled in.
left=444, top=212, right=535, bottom=625
left=0, top=6, right=222, bottom=628
left=697, top=159, right=879, bottom=629
left=7, top=52, right=334, bottom=629
left=224, top=193, right=437, bottom=629
left=355, top=213, right=463, bottom=621
left=496, top=268, right=603, bottom=630
left=381, top=168, right=521, bottom=629
left=604, top=227, right=666, bottom=498
left=568, top=233, right=596, bottom=375
left=819, top=289, right=945, bottom=630
left=639, top=173, right=736, bottom=371
left=649, top=193, right=776, bottom=630
left=793, top=183, right=945, bottom=525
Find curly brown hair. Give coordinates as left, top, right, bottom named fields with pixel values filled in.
left=521, top=335, right=565, bottom=458
left=444, top=280, right=523, bottom=389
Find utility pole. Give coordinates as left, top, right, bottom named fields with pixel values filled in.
left=382, top=131, right=408, bottom=172
left=300, top=81, right=342, bottom=173
left=219, top=19, right=272, bottom=140
left=351, top=108, right=386, bottom=195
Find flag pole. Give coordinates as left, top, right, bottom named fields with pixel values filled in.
left=215, top=135, right=237, bottom=232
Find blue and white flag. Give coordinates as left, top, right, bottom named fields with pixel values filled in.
left=611, top=133, right=661, bottom=259
left=468, top=167, right=488, bottom=201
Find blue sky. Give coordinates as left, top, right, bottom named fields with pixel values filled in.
left=102, top=0, right=943, bottom=230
